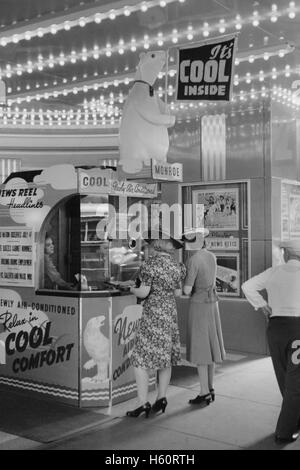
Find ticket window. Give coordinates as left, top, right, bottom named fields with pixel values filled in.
left=80, top=195, right=148, bottom=289
left=38, top=195, right=81, bottom=291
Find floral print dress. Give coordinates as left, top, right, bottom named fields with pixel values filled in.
left=131, top=253, right=186, bottom=370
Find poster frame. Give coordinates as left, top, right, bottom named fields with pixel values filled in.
left=215, top=252, right=240, bottom=297
left=180, top=179, right=251, bottom=298
left=192, top=187, right=239, bottom=232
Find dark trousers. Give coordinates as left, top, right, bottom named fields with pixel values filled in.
left=267, top=317, right=300, bottom=437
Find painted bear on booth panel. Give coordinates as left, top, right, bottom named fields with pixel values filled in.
left=119, top=51, right=176, bottom=174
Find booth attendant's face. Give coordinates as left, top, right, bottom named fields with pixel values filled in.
left=45, top=238, right=55, bottom=255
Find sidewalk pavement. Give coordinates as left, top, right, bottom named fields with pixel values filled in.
left=0, top=351, right=299, bottom=450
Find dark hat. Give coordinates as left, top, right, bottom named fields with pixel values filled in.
left=142, top=229, right=184, bottom=249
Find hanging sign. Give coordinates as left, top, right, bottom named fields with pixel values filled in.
left=176, top=35, right=238, bottom=101
left=151, top=160, right=183, bottom=182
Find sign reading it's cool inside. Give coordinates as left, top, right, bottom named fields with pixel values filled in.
left=176, top=35, right=238, bottom=101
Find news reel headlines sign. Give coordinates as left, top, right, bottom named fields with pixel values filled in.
left=176, top=35, right=238, bottom=101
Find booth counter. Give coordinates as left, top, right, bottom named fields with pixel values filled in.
left=0, top=165, right=157, bottom=407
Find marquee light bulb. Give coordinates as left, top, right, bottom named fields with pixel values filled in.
left=219, top=19, right=226, bottom=33
left=50, top=25, right=58, bottom=34
left=235, top=15, right=242, bottom=30
left=252, top=11, right=260, bottom=27
left=270, top=4, right=278, bottom=22
left=203, top=23, right=210, bottom=37
left=94, top=14, right=102, bottom=23
left=288, top=2, right=296, bottom=18
left=109, top=10, right=116, bottom=20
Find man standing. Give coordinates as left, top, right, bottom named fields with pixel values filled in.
left=242, top=240, right=300, bottom=444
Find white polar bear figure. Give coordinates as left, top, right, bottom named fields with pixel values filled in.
left=83, top=316, right=110, bottom=383
left=119, top=51, right=176, bottom=174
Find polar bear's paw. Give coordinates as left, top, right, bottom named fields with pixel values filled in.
left=121, top=160, right=143, bottom=174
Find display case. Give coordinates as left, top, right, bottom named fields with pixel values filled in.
left=182, top=180, right=250, bottom=298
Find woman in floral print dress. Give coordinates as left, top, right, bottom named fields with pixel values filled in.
left=127, top=232, right=186, bottom=418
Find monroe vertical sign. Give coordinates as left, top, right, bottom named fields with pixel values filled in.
left=176, top=35, right=238, bottom=101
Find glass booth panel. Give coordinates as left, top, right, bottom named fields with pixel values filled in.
left=38, top=195, right=81, bottom=291
left=80, top=195, right=154, bottom=290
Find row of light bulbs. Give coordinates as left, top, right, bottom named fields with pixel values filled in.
left=0, top=1, right=297, bottom=50
left=79, top=64, right=299, bottom=110
left=0, top=13, right=295, bottom=80
left=0, top=0, right=186, bottom=47
left=5, top=49, right=294, bottom=97
left=7, top=59, right=298, bottom=105
left=1, top=85, right=299, bottom=127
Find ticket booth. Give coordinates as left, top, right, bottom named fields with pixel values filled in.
left=0, top=164, right=158, bottom=407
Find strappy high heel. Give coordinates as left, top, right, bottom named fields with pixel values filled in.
left=210, top=388, right=215, bottom=402
left=126, top=402, right=151, bottom=418
left=189, top=393, right=212, bottom=406
left=151, top=397, right=168, bottom=414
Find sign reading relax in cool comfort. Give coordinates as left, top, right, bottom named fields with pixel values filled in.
left=176, top=35, right=238, bottom=101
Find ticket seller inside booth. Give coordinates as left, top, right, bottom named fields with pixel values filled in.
left=0, top=165, right=158, bottom=407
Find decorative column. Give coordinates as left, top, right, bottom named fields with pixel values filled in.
left=0, top=158, right=21, bottom=183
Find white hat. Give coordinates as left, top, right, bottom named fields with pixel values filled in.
left=279, top=239, right=300, bottom=256
left=182, top=227, right=209, bottom=242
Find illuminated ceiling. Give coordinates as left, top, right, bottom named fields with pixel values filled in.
left=0, top=0, right=299, bottom=127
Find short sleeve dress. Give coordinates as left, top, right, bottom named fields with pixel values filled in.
left=131, top=253, right=186, bottom=370
left=185, top=249, right=226, bottom=366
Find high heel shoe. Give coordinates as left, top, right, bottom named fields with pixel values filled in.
left=151, top=397, right=168, bottom=414
left=210, top=388, right=215, bottom=402
left=126, top=402, right=151, bottom=418
left=189, top=393, right=212, bottom=406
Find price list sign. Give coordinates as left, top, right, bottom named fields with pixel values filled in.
left=0, top=227, right=34, bottom=287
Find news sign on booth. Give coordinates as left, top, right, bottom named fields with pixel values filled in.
left=176, top=34, right=238, bottom=101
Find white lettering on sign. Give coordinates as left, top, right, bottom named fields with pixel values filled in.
left=180, top=59, right=230, bottom=84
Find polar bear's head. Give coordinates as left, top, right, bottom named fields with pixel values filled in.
left=86, top=315, right=106, bottom=330
left=135, top=51, right=166, bottom=85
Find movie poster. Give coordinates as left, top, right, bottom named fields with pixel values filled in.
left=192, top=188, right=239, bottom=231
left=216, top=253, right=240, bottom=297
